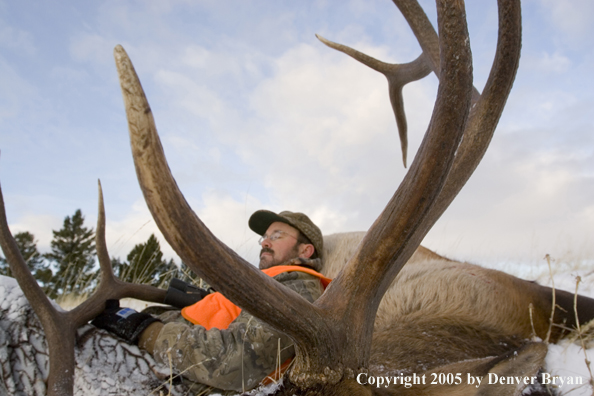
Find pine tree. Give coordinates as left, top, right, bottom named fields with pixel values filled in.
left=111, top=256, right=127, bottom=279
left=0, top=231, right=52, bottom=286
left=44, top=209, right=96, bottom=298
left=117, top=234, right=175, bottom=287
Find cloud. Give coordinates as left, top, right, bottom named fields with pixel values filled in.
left=6, top=213, right=62, bottom=253
left=0, top=59, right=36, bottom=121
left=196, top=190, right=263, bottom=265
left=235, top=39, right=435, bottom=231
left=540, top=0, right=594, bottom=42
left=2, top=1, right=592, bottom=276
left=153, top=69, right=228, bottom=123
left=423, top=119, right=594, bottom=264
left=103, top=190, right=267, bottom=266
left=101, top=191, right=266, bottom=266
left=523, top=52, right=571, bottom=75
left=0, top=24, right=36, bottom=55
left=70, top=34, right=114, bottom=65
left=103, top=200, right=163, bottom=260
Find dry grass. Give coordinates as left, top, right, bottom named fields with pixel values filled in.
left=544, top=262, right=594, bottom=396
left=545, top=254, right=556, bottom=344
left=569, top=276, right=594, bottom=389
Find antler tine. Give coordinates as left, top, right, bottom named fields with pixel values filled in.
left=0, top=183, right=62, bottom=334
left=390, top=0, right=521, bottom=229
left=0, top=182, right=77, bottom=396
left=393, top=0, right=517, bottom=207
left=316, top=34, right=431, bottom=167
left=113, top=45, right=337, bottom=371
left=95, top=179, right=115, bottom=281
left=69, top=180, right=167, bottom=323
left=315, top=0, right=474, bottom=367
left=394, top=0, right=483, bottom=106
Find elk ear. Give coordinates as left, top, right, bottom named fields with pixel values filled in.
left=475, top=342, right=548, bottom=396
left=405, top=343, right=548, bottom=396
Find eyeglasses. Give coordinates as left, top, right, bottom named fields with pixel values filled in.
left=258, top=230, right=297, bottom=245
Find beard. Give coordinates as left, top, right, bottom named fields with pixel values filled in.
left=258, top=244, right=300, bottom=269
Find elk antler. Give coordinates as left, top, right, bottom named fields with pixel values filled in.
left=115, top=0, right=519, bottom=391
left=114, top=44, right=336, bottom=380
left=311, top=0, right=475, bottom=377
left=308, top=0, right=520, bottom=383
left=117, top=43, right=340, bottom=386
left=0, top=181, right=166, bottom=396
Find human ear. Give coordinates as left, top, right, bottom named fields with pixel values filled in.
left=299, top=244, right=315, bottom=259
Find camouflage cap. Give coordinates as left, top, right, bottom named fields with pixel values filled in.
left=248, top=210, right=324, bottom=262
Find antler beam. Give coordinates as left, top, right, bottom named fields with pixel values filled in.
left=313, top=0, right=476, bottom=375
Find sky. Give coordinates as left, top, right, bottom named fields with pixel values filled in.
left=0, top=0, right=592, bottom=270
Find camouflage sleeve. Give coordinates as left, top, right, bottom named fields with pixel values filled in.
left=151, top=271, right=324, bottom=392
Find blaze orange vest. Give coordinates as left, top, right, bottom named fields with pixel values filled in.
left=181, top=265, right=331, bottom=330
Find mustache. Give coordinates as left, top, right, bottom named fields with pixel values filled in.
left=260, top=247, right=274, bottom=256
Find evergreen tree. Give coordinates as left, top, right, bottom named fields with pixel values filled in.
left=117, top=234, right=175, bottom=287
left=44, top=209, right=96, bottom=298
left=0, top=231, right=52, bottom=285
left=111, top=256, right=127, bottom=279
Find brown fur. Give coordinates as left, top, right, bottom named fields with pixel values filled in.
left=321, top=232, right=585, bottom=395
left=322, top=233, right=549, bottom=342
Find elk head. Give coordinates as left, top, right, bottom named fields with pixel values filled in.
left=0, top=0, right=524, bottom=395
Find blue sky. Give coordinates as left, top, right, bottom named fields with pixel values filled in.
left=1, top=0, right=592, bottom=268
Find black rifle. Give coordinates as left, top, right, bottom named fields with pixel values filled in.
left=163, top=278, right=212, bottom=308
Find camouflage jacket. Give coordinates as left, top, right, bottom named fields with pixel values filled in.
left=152, top=270, right=324, bottom=393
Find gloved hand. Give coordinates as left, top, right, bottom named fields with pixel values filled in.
left=91, top=299, right=160, bottom=344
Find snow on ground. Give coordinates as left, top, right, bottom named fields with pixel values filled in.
left=540, top=264, right=594, bottom=396
left=546, top=342, right=593, bottom=396
left=493, top=258, right=594, bottom=396
left=0, top=275, right=186, bottom=396
left=1, top=256, right=594, bottom=395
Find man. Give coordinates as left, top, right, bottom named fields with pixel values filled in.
left=92, top=210, right=329, bottom=394
left=252, top=210, right=322, bottom=270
